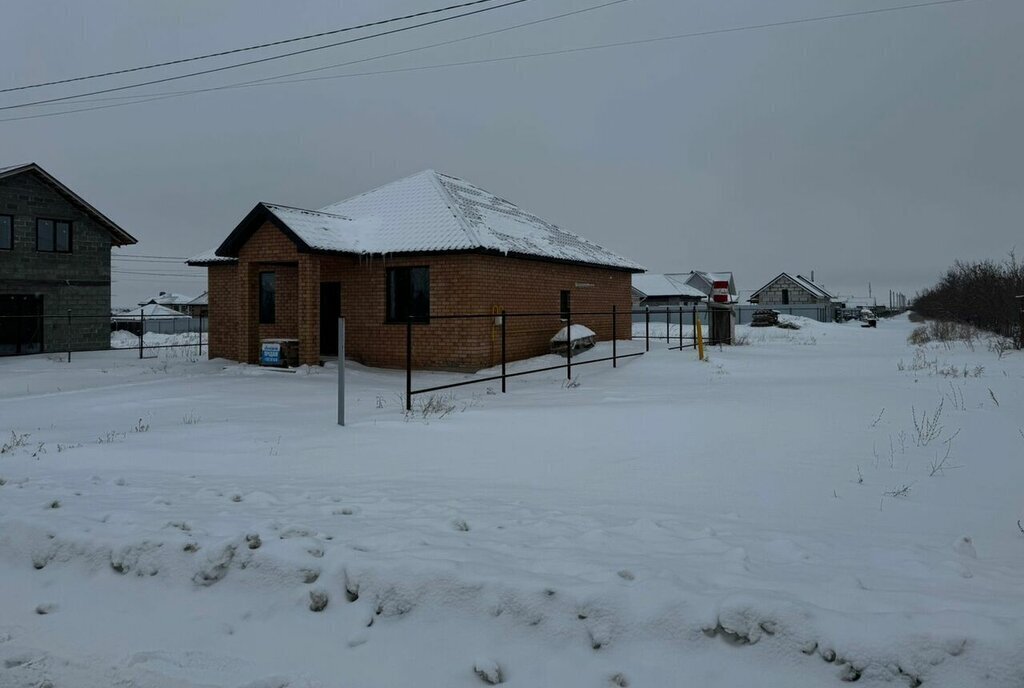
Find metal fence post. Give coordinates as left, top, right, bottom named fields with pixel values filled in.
left=66, top=309, right=71, bottom=363
left=337, top=318, right=345, bottom=426
left=692, top=305, right=697, bottom=349
left=678, top=305, right=683, bottom=350
left=405, top=316, right=413, bottom=411
left=500, top=309, right=507, bottom=393
left=665, top=307, right=670, bottom=342
left=566, top=302, right=572, bottom=380
left=645, top=306, right=650, bottom=352
left=139, top=309, right=145, bottom=359
left=612, top=304, right=617, bottom=368
left=199, top=315, right=204, bottom=356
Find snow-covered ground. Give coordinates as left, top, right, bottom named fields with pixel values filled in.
left=1, top=315, right=1022, bottom=687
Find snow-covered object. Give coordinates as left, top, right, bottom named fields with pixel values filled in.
left=472, top=659, right=504, bottom=684
left=550, top=324, right=597, bottom=343
left=110, top=303, right=188, bottom=321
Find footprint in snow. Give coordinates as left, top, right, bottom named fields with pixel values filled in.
left=34, top=602, right=57, bottom=615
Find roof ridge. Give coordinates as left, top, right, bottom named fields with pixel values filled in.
left=317, top=169, right=438, bottom=212
left=423, top=170, right=486, bottom=248
left=262, top=202, right=353, bottom=220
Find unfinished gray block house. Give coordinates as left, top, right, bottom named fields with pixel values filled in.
left=0, top=163, right=137, bottom=355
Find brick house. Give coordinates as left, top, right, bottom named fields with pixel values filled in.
left=0, top=163, right=137, bottom=356
left=189, top=170, right=643, bottom=369
left=748, top=272, right=835, bottom=305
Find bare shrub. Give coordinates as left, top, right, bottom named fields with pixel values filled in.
left=0, top=431, right=31, bottom=454
left=912, top=400, right=944, bottom=447
left=929, top=429, right=962, bottom=476
left=907, top=326, right=931, bottom=346
left=405, top=392, right=458, bottom=420
left=988, top=336, right=1014, bottom=359
left=883, top=484, right=913, bottom=498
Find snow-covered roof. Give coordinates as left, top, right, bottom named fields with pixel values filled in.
left=142, top=292, right=194, bottom=306
left=792, top=274, right=834, bottom=299
left=111, top=303, right=189, bottom=321
left=682, top=271, right=736, bottom=291
left=199, top=170, right=643, bottom=271
left=186, top=291, right=208, bottom=306
left=263, top=204, right=380, bottom=253
left=632, top=274, right=706, bottom=299
left=186, top=248, right=237, bottom=265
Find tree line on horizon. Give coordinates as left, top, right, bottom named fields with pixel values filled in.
left=912, top=253, right=1023, bottom=342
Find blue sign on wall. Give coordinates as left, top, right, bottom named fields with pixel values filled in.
left=260, top=342, right=282, bottom=366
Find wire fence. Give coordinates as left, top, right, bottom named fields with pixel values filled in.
left=0, top=311, right=207, bottom=361
left=404, top=305, right=708, bottom=410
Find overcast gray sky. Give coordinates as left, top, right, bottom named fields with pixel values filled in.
left=2, top=0, right=1020, bottom=306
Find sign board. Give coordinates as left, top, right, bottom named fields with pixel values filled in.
left=712, top=280, right=730, bottom=303
left=260, top=341, right=282, bottom=366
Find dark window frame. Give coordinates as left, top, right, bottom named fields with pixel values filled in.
left=386, top=266, right=430, bottom=324
left=781, top=288, right=790, bottom=305
left=35, top=218, right=73, bottom=253
left=259, top=271, right=276, bottom=325
left=0, top=215, right=11, bottom=250
left=559, top=290, right=571, bottom=321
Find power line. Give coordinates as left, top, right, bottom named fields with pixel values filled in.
left=47, top=0, right=631, bottom=107
left=113, top=257, right=194, bottom=263
left=112, top=269, right=204, bottom=277
left=0, top=0, right=980, bottom=124
left=0, top=0, right=534, bottom=112
left=112, top=253, right=189, bottom=259
left=0, top=0, right=622, bottom=121
left=0, top=0, right=511, bottom=95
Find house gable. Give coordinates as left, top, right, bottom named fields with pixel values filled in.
left=749, top=273, right=829, bottom=304
left=0, top=163, right=135, bottom=246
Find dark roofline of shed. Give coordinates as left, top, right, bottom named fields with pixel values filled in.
left=0, top=163, right=137, bottom=246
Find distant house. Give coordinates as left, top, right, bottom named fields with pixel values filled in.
left=669, top=271, right=738, bottom=303
left=748, top=273, right=835, bottom=305
left=183, top=291, right=208, bottom=319
left=111, top=303, right=191, bottom=336
left=188, top=170, right=643, bottom=369
left=137, top=291, right=207, bottom=318
left=631, top=274, right=706, bottom=309
left=141, top=291, right=194, bottom=309
left=0, top=162, right=137, bottom=356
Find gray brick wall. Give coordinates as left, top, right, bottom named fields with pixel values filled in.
left=0, top=170, right=113, bottom=352
left=754, top=274, right=828, bottom=306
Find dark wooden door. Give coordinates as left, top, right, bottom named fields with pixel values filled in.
left=0, top=294, right=44, bottom=356
left=319, top=282, right=342, bottom=357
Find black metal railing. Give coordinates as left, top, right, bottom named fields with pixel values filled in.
left=405, top=305, right=703, bottom=409
left=0, top=311, right=206, bottom=361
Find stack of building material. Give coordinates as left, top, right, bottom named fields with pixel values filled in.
left=750, top=310, right=780, bottom=327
